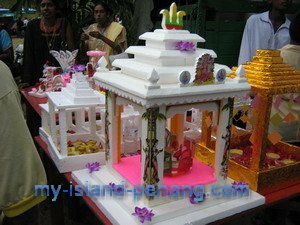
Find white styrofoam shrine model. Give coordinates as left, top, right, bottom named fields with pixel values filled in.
left=39, top=72, right=106, bottom=172
left=72, top=3, right=264, bottom=224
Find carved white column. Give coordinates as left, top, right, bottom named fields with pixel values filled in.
left=75, top=109, right=85, bottom=130
left=49, top=102, right=57, bottom=145
left=156, top=105, right=166, bottom=186
left=66, top=110, right=73, bottom=130
left=215, top=98, right=233, bottom=183
left=89, top=106, right=96, bottom=135
left=107, top=92, right=116, bottom=164
left=59, top=109, right=68, bottom=156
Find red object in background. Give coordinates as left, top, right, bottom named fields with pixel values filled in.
left=177, top=149, right=193, bottom=174
left=54, top=68, right=63, bottom=75
left=166, top=24, right=182, bottom=30
left=87, top=63, right=95, bottom=77
left=67, top=130, right=76, bottom=134
left=172, top=144, right=193, bottom=175
left=173, top=148, right=181, bottom=161
left=99, top=87, right=107, bottom=92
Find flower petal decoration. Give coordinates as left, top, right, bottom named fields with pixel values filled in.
left=85, top=162, right=100, bottom=173
left=132, top=206, right=154, bottom=223
left=189, top=193, right=205, bottom=204
left=70, top=64, right=86, bottom=73
left=176, top=41, right=195, bottom=51
left=109, top=182, right=123, bottom=193
left=87, top=50, right=106, bottom=57
left=109, top=182, right=116, bottom=189
left=232, top=181, right=249, bottom=191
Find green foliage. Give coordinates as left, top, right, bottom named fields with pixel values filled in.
left=157, top=113, right=166, bottom=121
left=222, top=103, right=230, bottom=112
left=1, top=0, right=17, bottom=9
left=142, top=111, right=166, bottom=121
left=221, top=98, right=234, bottom=111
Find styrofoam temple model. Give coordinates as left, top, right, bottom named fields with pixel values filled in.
left=74, top=3, right=263, bottom=222
left=73, top=26, right=265, bottom=223
left=39, top=72, right=106, bottom=172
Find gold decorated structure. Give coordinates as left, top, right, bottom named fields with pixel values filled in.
left=196, top=50, right=300, bottom=194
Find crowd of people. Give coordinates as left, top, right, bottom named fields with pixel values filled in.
left=0, top=0, right=299, bottom=224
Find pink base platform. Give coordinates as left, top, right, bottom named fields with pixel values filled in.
left=113, top=155, right=216, bottom=187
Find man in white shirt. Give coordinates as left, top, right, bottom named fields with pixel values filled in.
left=270, top=14, right=300, bottom=144
left=238, top=0, right=292, bottom=65
left=280, top=13, right=300, bottom=70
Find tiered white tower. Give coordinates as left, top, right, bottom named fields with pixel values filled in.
left=111, top=29, right=232, bottom=88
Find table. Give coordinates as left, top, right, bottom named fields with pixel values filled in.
left=36, top=135, right=300, bottom=225
left=20, top=88, right=47, bottom=116
left=21, top=89, right=300, bottom=225
left=35, top=136, right=112, bottom=225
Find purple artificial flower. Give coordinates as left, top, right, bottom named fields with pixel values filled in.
left=108, top=182, right=123, bottom=193
left=176, top=41, right=195, bottom=51
left=189, top=193, right=205, bottom=204
left=109, top=182, right=116, bottom=188
left=132, top=207, right=154, bottom=223
left=232, top=181, right=249, bottom=191
left=85, top=162, right=100, bottom=173
left=70, top=64, right=86, bottom=73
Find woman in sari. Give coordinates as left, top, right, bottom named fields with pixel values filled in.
left=80, top=1, right=127, bottom=68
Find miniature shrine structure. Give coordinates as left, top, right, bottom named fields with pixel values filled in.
left=39, top=72, right=106, bottom=172
left=71, top=3, right=265, bottom=224
left=230, top=50, right=300, bottom=194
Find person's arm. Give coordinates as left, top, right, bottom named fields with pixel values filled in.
left=65, top=21, right=74, bottom=50
left=0, top=30, right=13, bottom=62
left=0, top=61, right=47, bottom=216
left=238, top=19, right=252, bottom=65
left=22, top=21, right=35, bottom=86
left=0, top=46, right=13, bottom=62
left=115, top=27, right=127, bottom=53
left=79, top=32, right=89, bottom=63
left=89, top=31, right=123, bottom=54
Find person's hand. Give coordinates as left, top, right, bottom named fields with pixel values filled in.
left=18, top=82, right=30, bottom=90
left=89, top=31, right=102, bottom=39
left=80, top=33, right=89, bottom=42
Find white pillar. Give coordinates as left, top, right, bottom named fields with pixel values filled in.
left=107, top=92, right=116, bottom=164
left=215, top=98, right=233, bottom=183
left=140, top=111, right=147, bottom=185
left=75, top=108, right=85, bottom=130
left=49, top=102, right=57, bottom=145
left=89, top=106, right=96, bottom=135
left=141, top=107, right=166, bottom=204
left=66, top=110, right=73, bottom=129
left=100, top=109, right=106, bottom=136
left=156, top=106, right=166, bottom=186
left=41, top=109, right=49, bottom=133
left=59, top=109, right=68, bottom=156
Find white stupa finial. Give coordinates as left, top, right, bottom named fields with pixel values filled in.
left=148, top=69, right=159, bottom=84
left=236, top=65, right=246, bottom=78
left=232, top=65, right=247, bottom=83
left=145, top=69, right=160, bottom=89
